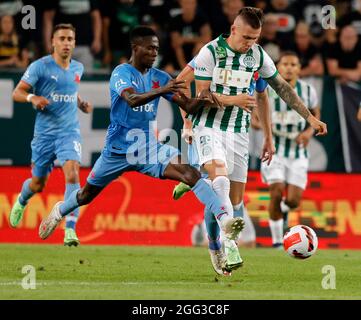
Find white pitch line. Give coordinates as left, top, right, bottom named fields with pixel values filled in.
left=1, top=281, right=360, bottom=300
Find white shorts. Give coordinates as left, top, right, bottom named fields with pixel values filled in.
left=193, top=126, right=249, bottom=183
left=261, top=154, right=308, bottom=189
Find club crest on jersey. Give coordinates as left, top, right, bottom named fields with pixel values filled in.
left=152, top=80, right=160, bottom=89
left=202, top=145, right=212, bottom=156
left=215, top=46, right=227, bottom=59
left=243, top=55, right=256, bottom=68
left=74, top=73, right=81, bottom=83
left=200, top=135, right=211, bottom=145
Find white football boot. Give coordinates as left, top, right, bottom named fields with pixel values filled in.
left=208, top=248, right=231, bottom=276
left=39, top=201, right=63, bottom=240
left=220, top=217, right=245, bottom=240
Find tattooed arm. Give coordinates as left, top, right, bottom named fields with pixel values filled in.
left=267, top=74, right=327, bottom=136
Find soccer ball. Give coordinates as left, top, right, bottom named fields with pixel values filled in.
left=283, top=225, right=318, bottom=259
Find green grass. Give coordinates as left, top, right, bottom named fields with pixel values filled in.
left=0, top=244, right=360, bottom=300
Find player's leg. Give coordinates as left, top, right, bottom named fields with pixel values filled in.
left=170, top=142, right=228, bottom=273
left=56, top=134, right=83, bottom=246
left=228, top=131, right=250, bottom=220
left=200, top=180, right=229, bottom=276
left=283, top=158, right=308, bottom=230
left=10, top=174, right=49, bottom=227
left=237, top=206, right=256, bottom=248
left=224, top=131, right=250, bottom=269
left=285, top=184, right=303, bottom=212
left=269, top=182, right=286, bottom=248
left=164, top=159, right=243, bottom=237
left=197, top=128, right=244, bottom=272
left=194, top=127, right=235, bottom=222
left=230, top=182, right=246, bottom=218
left=172, top=142, right=198, bottom=200
left=39, top=150, right=128, bottom=240
left=163, top=159, right=243, bottom=275
left=261, top=154, right=287, bottom=248
left=10, top=137, right=54, bottom=227
left=62, top=160, right=81, bottom=246
left=140, top=140, right=244, bottom=240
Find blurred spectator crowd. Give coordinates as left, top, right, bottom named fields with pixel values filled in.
left=0, top=0, right=360, bottom=81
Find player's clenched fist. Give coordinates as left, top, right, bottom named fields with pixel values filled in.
left=30, top=96, right=49, bottom=111
left=307, top=115, right=328, bottom=136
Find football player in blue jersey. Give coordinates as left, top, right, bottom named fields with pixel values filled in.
left=39, top=26, right=246, bottom=253
left=10, top=24, right=92, bottom=246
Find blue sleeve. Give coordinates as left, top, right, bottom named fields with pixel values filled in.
left=110, top=67, right=134, bottom=96
left=256, top=78, right=268, bottom=93
left=79, top=63, right=84, bottom=78
left=159, top=71, right=175, bottom=102
left=21, top=60, right=43, bottom=87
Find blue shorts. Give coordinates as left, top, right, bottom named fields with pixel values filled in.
left=31, top=133, right=82, bottom=178
left=187, top=142, right=208, bottom=179
left=188, top=142, right=200, bottom=170
left=87, top=142, right=180, bottom=187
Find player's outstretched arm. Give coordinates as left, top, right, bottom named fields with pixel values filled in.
left=12, top=80, right=49, bottom=111
left=267, top=74, right=327, bottom=136
left=122, top=79, right=188, bottom=108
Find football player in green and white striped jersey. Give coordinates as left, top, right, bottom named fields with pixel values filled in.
left=194, top=7, right=327, bottom=252
left=260, top=51, right=321, bottom=248
left=173, top=57, right=274, bottom=276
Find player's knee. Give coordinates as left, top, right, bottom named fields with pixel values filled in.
left=287, top=198, right=300, bottom=209
left=182, top=166, right=201, bottom=187
left=76, top=190, right=92, bottom=206
left=270, top=185, right=283, bottom=200
left=269, top=211, right=283, bottom=220
left=31, top=182, right=46, bottom=193
left=65, top=170, right=79, bottom=184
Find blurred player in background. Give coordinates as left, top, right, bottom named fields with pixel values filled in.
left=172, top=57, right=272, bottom=275
left=10, top=24, right=92, bottom=246
left=39, top=26, right=246, bottom=258
left=261, top=51, right=321, bottom=248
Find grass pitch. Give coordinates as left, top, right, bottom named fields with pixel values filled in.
left=0, top=244, right=360, bottom=300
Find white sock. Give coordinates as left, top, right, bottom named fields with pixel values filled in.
left=280, top=199, right=290, bottom=213
left=233, top=202, right=242, bottom=211
left=269, top=219, right=284, bottom=244
left=212, top=176, right=234, bottom=220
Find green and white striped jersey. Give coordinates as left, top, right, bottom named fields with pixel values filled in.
left=193, top=34, right=278, bottom=133
left=267, top=79, right=318, bottom=159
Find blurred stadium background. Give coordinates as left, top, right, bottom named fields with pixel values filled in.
left=0, top=0, right=361, bottom=250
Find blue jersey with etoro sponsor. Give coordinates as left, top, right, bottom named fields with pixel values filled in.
left=106, top=63, right=175, bottom=154
left=21, top=55, right=84, bottom=137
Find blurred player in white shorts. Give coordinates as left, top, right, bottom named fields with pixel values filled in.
left=260, top=51, right=321, bottom=248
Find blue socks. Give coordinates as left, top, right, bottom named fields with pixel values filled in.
left=192, top=179, right=227, bottom=251
left=233, top=201, right=245, bottom=218
left=59, top=189, right=80, bottom=217
left=19, top=178, right=35, bottom=206
left=204, top=207, right=221, bottom=250
left=192, top=179, right=229, bottom=222
left=18, top=179, right=81, bottom=229
left=64, top=183, right=80, bottom=229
